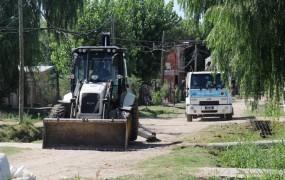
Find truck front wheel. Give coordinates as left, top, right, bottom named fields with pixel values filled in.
left=226, top=113, right=233, bottom=120
left=187, top=115, right=193, bottom=122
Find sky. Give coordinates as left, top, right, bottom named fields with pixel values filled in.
left=164, top=0, right=185, bottom=18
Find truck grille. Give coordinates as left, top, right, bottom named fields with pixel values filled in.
left=81, top=93, right=100, bottom=113
left=199, top=101, right=219, bottom=105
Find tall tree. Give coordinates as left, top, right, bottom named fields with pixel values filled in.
left=179, top=0, right=285, bottom=114
left=50, top=0, right=182, bottom=82
left=0, top=0, right=83, bottom=104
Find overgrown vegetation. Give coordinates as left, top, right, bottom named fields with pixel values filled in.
left=0, top=111, right=43, bottom=142
left=220, top=143, right=285, bottom=170
left=0, top=123, right=42, bottom=142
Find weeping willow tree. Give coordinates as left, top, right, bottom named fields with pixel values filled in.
left=0, top=0, right=83, bottom=105
left=179, top=0, right=285, bottom=116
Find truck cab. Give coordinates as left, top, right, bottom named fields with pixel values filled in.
left=185, top=71, right=233, bottom=122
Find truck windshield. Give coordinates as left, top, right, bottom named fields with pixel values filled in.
left=190, top=73, right=224, bottom=89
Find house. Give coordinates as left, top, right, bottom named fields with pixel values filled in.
left=164, top=46, right=185, bottom=88
left=164, top=46, right=186, bottom=103
left=4, top=66, right=58, bottom=108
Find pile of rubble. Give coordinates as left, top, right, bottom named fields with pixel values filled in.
left=0, top=153, right=36, bottom=180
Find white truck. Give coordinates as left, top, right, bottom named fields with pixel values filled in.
left=185, top=71, right=233, bottom=122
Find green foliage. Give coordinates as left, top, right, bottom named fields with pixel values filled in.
left=151, top=91, right=162, bottom=105
left=179, top=0, right=285, bottom=114
left=151, top=83, right=170, bottom=105
left=51, top=0, right=182, bottom=82
left=59, top=76, right=71, bottom=98
left=50, top=36, right=83, bottom=75
left=160, top=83, right=170, bottom=99
left=128, top=75, right=142, bottom=97
left=175, top=86, right=181, bottom=102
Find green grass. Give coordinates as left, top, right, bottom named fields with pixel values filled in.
left=243, top=102, right=285, bottom=118
left=219, top=143, right=285, bottom=169
left=114, top=147, right=217, bottom=180
left=183, top=122, right=260, bottom=143
left=0, top=111, right=19, bottom=122
left=139, top=103, right=185, bottom=118
left=0, top=147, right=28, bottom=156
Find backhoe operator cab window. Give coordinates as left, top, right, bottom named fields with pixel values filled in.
left=73, top=53, right=117, bottom=83
left=191, top=73, right=224, bottom=89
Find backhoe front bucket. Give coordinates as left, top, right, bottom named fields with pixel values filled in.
left=42, top=118, right=128, bottom=150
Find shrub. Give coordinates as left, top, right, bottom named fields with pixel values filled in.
left=151, top=91, right=162, bottom=105
left=0, top=124, right=42, bottom=142
left=160, top=83, right=169, bottom=99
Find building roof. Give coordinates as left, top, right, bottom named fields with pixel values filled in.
left=19, top=66, right=54, bottom=73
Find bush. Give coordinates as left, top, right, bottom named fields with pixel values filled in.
left=160, top=83, right=170, bottom=99
left=151, top=83, right=170, bottom=105
left=151, top=91, right=162, bottom=105
left=175, top=87, right=181, bottom=102
left=0, top=124, right=42, bottom=142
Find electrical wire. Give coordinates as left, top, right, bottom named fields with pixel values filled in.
left=0, top=1, right=203, bottom=54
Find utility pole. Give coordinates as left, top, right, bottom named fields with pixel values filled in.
left=111, top=15, right=115, bottom=45
left=194, top=44, right=197, bottom=72
left=18, top=0, right=24, bottom=124
left=160, top=31, right=165, bottom=86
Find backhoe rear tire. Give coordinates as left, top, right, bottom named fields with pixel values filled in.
left=50, top=104, right=68, bottom=118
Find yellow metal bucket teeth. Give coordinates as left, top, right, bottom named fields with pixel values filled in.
left=42, top=118, right=128, bottom=151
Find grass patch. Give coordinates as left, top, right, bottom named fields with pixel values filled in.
left=183, top=122, right=260, bottom=143
left=0, top=111, right=19, bottom=122
left=0, top=110, right=48, bottom=123
left=114, top=147, right=217, bottom=180
left=138, top=104, right=184, bottom=118
left=219, top=143, right=285, bottom=169
left=0, top=147, right=28, bottom=156
left=183, top=121, right=285, bottom=144
left=244, top=103, right=285, bottom=118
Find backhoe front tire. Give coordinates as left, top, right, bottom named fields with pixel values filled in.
left=125, top=109, right=138, bottom=141
left=50, top=104, right=68, bottom=118
left=187, top=115, right=193, bottom=122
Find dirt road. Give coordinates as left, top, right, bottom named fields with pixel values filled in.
left=2, top=99, right=250, bottom=179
